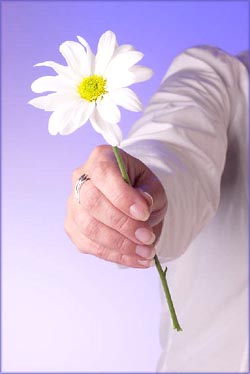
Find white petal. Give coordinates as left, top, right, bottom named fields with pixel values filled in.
left=113, top=44, right=135, bottom=56
left=59, top=101, right=95, bottom=135
left=95, top=30, right=117, bottom=75
left=106, top=71, right=135, bottom=90
left=59, top=41, right=91, bottom=77
left=90, top=108, right=122, bottom=146
left=34, top=61, right=71, bottom=78
left=105, top=51, right=143, bottom=78
left=129, top=65, right=154, bottom=83
left=77, top=35, right=95, bottom=74
left=97, top=94, right=121, bottom=124
left=31, top=75, right=73, bottom=93
left=28, top=92, right=79, bottom=111
left=109, top=88, right=143, bottom=112
left=28, top=95, right=51, bottom=110
left=48, top=107, right=74, bottom=135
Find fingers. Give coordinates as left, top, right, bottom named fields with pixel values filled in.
left=84, top=147, right=151, bottom=222
left=74, top=182, right=155, bottom=246
left=92, top=166, right=150, bottom=221
left=74, top=207, right=155, bottom=254
left=135, top=176, right=168, bottom=227
left=65, top=210, right=155, bottom=269
left=69, top=189, right=156, bottom=258
left=66, top=145, right=167, bottom=269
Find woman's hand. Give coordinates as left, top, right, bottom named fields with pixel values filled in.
left=64, top=145, right=167, bottom=268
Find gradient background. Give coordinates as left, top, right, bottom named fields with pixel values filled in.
left=2, top=1, right=249, bottom=372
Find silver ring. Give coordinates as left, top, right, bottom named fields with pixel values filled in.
left=75, top=173, right=91, bottom=204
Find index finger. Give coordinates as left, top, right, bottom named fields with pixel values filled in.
left=90, top=159, right=150, bottom=222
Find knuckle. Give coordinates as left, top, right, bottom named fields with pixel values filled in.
left=121, top=255, right=144, bottom=269
left=120, top=253, right=136, bottom=267
left=111, top=190, right=126, bottom=207
left=77, top=235, right=96, bottom=255
left=114, top=252, right=123, bottom=264
left=111, top=213, right=131, bottom=235
left=94, top=247, right=136, bottom=268
left=115, top=235, right=131, bottom=254
left=75, top=235, right=93, bottom=255
left=91, top=145, right=111, bottom=159
left=83, top=188, right=101, bottom=211
left=82, top=218, right=98, bottom=239
left=92, top=161, right=110, bottom=180
left=75, top=212, right=85, bottom=227
left=120, top=253, right=130, bottom=265
left=95, top=245, right=123, bottom=265
left=106, top=250, right=123, bottom=265
left=96, top=246, right=108, bottom=260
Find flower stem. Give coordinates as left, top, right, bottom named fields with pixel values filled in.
left=154, top=256, right=182, bottom=331
left=112, top=145, right=131, bottom=184
left=112, top=146, right=182, bottom=332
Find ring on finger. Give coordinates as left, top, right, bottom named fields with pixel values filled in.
left=74, top=173, right=91, bottom=204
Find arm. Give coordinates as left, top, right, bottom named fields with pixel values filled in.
left=120, top=45, right=243, bottom=261
left=65, top=45, right=245, bottom=267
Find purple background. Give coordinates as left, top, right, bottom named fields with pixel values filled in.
left=2, top=1, right=249, bottom=372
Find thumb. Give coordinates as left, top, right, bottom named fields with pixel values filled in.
left=136, top=188, right=154, bottom=210
left=136, top=186, right=167, bottom=227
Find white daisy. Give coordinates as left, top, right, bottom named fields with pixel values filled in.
left=29, top=30, right=153, bottom=146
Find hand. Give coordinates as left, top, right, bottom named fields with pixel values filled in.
left=64, top=145, right=167, bottom=268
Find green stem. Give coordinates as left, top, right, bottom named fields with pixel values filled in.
left=112, top=145, right=131, bottom=184
left=154, top=256, right=182, bottom=331
left=112, top=146, right=182, bottom=332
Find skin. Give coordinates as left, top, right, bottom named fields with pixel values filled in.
left=65, top=145, right=167, bottom=268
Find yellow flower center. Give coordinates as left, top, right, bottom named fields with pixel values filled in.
left=77, top=75, right=107, bottom=102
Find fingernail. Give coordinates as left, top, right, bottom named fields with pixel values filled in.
left=138, top=259, right=155, bottom=267
left=135, top=228, right=155, bottom=244
left=130, top=203, right=150, bottom=221
left=135, top=245, right=156, bottom=259
left=143, top=192, right=154, bottom=207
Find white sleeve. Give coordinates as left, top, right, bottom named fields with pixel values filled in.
left=120, top=45, right=243, bottom=261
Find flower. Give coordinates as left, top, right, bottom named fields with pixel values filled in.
left=29, top=31, right=181, bottom=331
left=29, top=30, right=153, bottom=146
